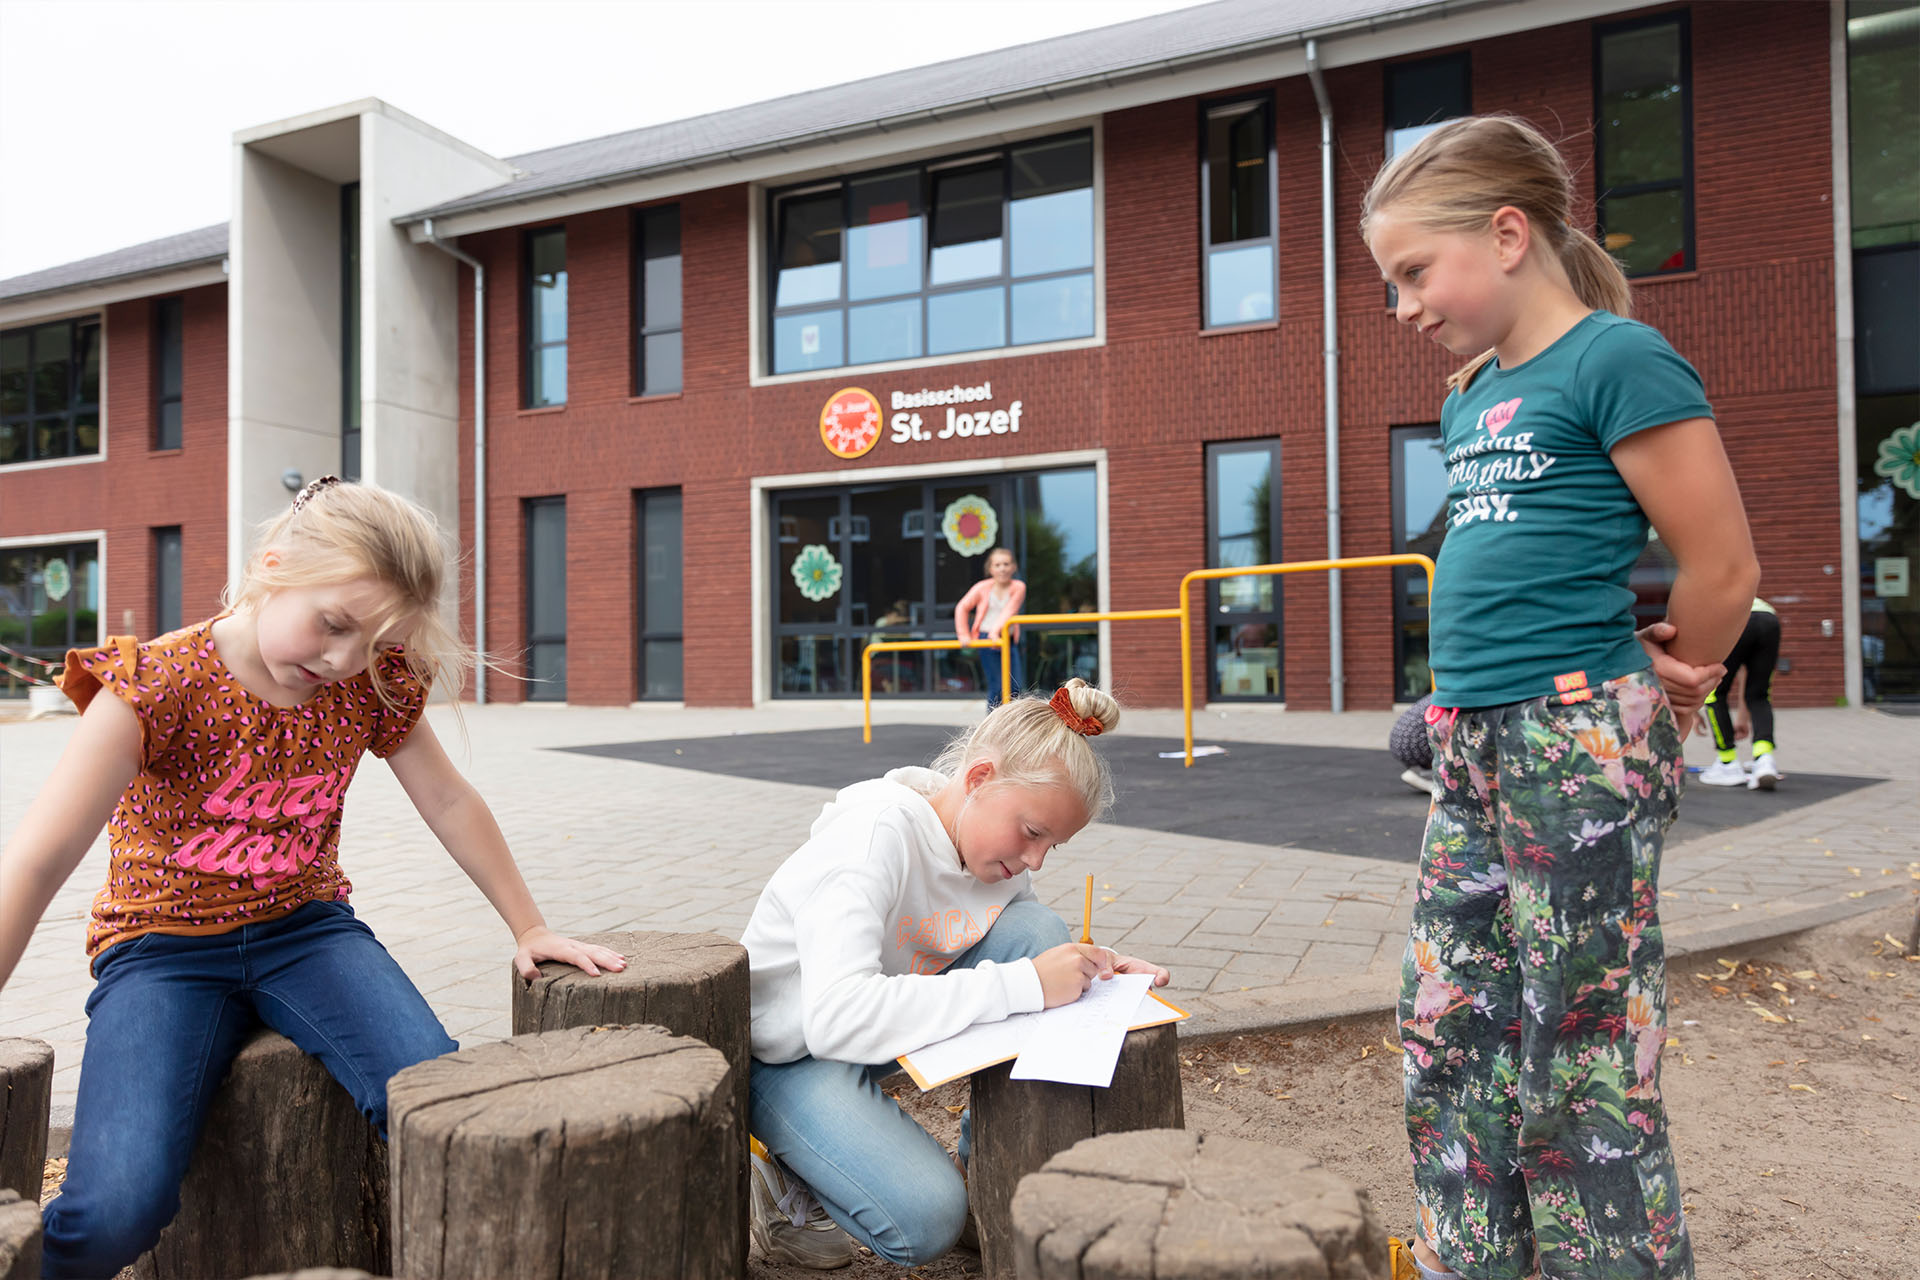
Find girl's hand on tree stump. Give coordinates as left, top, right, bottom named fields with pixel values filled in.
left=514, top=926, right=629, bottom=980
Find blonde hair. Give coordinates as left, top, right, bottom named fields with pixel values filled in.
left=225, top=480, right=470, bottom=711
left=931, top=678, right=1122, bottom=822
left=1360, top=115, right=1632, bottom=392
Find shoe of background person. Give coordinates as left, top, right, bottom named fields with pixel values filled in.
left=1401, top=766, right=1439, bottom=798
left=1748, top=753, right=1781, bottom=791
left=750, top=1147, right=857, bottom=1270
left=1698, top=759, right=1749, bottom=787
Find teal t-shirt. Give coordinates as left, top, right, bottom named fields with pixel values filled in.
left=1428, top=311, right=1714, bottom=708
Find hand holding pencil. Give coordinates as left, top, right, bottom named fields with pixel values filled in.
left=1033, top=874, right=1172, bottom=1008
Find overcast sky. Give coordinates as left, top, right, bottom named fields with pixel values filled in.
left=0, top=0, right=1208, bottom=281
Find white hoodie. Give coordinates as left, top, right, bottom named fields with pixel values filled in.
left=742, top=766, right=1046, bottom=1065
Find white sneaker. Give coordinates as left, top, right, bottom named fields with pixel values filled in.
left=1401, top=767, right=1440, bottom=798
left=1748, top=753, right=1782, bottom=790
left=1698, top=759, right=1749, bottom=787
left=750, top=1148, right=857, bottom=1270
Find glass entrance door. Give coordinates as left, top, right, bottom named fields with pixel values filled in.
left=771, top=467, right=1097, bottom=697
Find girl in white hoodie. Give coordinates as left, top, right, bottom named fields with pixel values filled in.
left=740, top=678, right=1169, bottom=1269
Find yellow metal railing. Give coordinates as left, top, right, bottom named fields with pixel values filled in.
left=997, top=609, right=1182, bottom=696
left=861, top=608, right=1184, bottom=743
left=861, top=638, right=1004, bottom=743
left=1178, top=555, right=1436, bottom=766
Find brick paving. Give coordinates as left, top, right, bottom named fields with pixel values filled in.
left=3, top=699, right=1914, bottom=1113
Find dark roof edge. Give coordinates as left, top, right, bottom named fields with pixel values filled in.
left=399, top=0, right=1504, bottom=225
left=0, top=225, right=230, bottom=307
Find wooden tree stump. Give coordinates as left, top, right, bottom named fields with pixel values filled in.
left=1010, top=1129, right=1388, bottom=1279
left=0, top=1190, right=42, bottom=1280
left=389, top=1024, right=744, bottom=1280
left=240, top=1271, right=382, bottom=1280
left=0, top=1039, right=52, bottom=1200
left=971, top=1023, right=1183, bottom=1278
left=132, top=1030, right=389, bottom=1280
left=511, top=931, right=750, bottom=1119
left=512, top=929, right=750, bottom=1258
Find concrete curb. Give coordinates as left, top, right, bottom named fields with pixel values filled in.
left=1175, top=885, right=1912, bottom=1044
left=38, top=888, right=1912, bottom=1162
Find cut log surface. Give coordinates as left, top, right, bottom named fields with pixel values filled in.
left=0, top=1189, right=43, bottom=1280
left=389, top=1024, right=744, bottom=1280
left=1010, top=1129, right=1389, bottom=1280
left=239, top=1271, right=382, bottom=1279
left=131, top=1030, right=389, bottom=1280
left=511, top=930, right=750, bottom=1116
left=0, top=1039, right=52, bottom=1200
left=971, top=1023, right=1184, bottom=1278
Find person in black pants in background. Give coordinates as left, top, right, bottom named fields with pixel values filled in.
left=1698, top=599, right=1782, bottom=790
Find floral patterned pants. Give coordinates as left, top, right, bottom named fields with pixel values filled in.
left=1400, top=670, right=1695, bottom=1280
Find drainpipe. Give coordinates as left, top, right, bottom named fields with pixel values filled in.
left=1305, top=39, right=1343, bottom=712
left=422, top=219, right=488, bottom=704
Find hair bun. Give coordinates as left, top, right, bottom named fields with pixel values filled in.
left=1055, top=677, right=1120, bottom=737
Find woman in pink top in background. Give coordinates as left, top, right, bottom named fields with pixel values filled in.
left=954, top=547, right=1026, bottom=709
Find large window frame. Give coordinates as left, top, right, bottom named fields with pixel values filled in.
left=1390, top=424, right=1446, bottom=703
left=1205, top=438, right=1284, bottom=702
left=1, top=315, right=102, bottom=468
left=1594, top=11, right=1695, bottom=278
left=341, top=181, right=362, bottom=479
left=764, top=130, right=1097, bottom=377
left=522, top=226, right=568, bottom=409
left=524, top=496, right=567, bottom=701
left=634, top=205, right=683, bottom=397
left=153, top=525, right=183, bottom=636
left=1383, top=53, right=1471, bottom=308
left=1199, top=93, right=1278, bottom=330
left=153, top=296, right=184, bottom=452
left=0, top=538, right=101, bottom=676
left=635, top=487, right=684, bottom=699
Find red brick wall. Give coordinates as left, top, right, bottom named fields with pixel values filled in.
left=447, top=1, right=1845, bottom=708
left=1, top=284, right=228, bottom=649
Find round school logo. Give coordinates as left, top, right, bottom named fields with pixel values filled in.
left=820, top=387, right=883, bottom=459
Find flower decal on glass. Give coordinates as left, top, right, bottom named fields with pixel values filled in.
left=941, top=494, right=999, bottom=557
left=1873, top=421, right=1920, bottom=500
left=791, top=544, right=843, bottom=602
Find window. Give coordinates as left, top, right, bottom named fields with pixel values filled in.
left=1384, top=54, right=1471, bottom=306
left=1206, top=440, right=1283, bottom=700
left=1201, top=97, right=1276, bottom=329
left=154, top=526, right=182, bottom=636
left=1848, top=0, right=1920, bottom=249
left=637, top=489, right=684, bottom=698
left=524, top=228, right=567, bottom=407
left=634, top=206, right=683, bottom=396
left=1390, top=426, right=1446, bottom=701
left=0, top=541, right=99, bottom=673
left=767, top=132, right=1095, bottom=375
left=1596, top=14, right=1693, bottom=276
left=342, top=182, right=362, bottom=479
left=525, top=497, right=567, bottom=700
left=154, top=297, right=184, bottom=451
left=0, top=317, right=101, bottom=466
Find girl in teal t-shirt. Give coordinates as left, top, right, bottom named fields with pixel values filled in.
left=1364, top=117, right=1758, bottom=1280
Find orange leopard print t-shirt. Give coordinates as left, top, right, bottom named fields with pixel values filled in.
left=60, top=620, right=428, bottom=960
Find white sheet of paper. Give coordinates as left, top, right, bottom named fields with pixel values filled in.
left=899, top=974, right=1181, bottom=1089
left=1007, top=973, right=1154, bottom=1086
left=1010, top=1017, right=1128, bottom=1086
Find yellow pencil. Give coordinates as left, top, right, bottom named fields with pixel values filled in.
left=1080, top=873, right=1094, bottom=944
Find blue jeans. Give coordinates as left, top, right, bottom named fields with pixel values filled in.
left=749, top=898, right=1069, bottom=1266
left=42, top=899, right=457, bottom=1279
left=979, top=629, right=1024, bottom=709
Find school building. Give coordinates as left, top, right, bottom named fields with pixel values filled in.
left=2, top=0, right=1915, bottom=711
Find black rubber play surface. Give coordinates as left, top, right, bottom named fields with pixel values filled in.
left=558, top=727, right=1881, bottom=864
